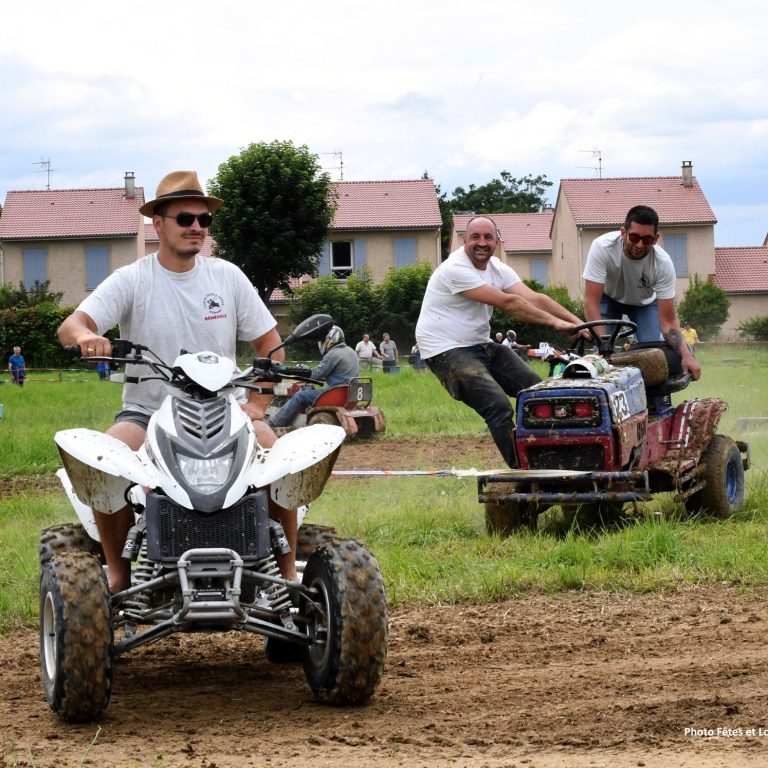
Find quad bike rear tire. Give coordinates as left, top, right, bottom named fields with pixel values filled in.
left=301, top=539, right=387, bottom=704
left=307, top=411, right=340, bottom=427
left=39, top=551, right=113, bottom=721
left=40, top=523, right=104, bottom=566
left=685, top=434, right=745, bottom=518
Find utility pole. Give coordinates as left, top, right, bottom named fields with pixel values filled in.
left=577, top=148, right=602, bottom=178
left=33, top=158, right=56, bottom=189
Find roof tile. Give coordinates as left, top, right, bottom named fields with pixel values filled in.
left=331, top=179, right=442, bottom=230
left=453, top=211, right=553, bottom=253
left=714, top=246, right=768, bottom=293
left=559, top=176, right=716, bottom=227
left=0, top=187, right=145, bottom=239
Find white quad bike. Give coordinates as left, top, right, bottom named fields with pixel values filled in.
left=39, top=314, right=388, bottom=722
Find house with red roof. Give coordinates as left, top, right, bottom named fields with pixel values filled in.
left=714, top=246, right=768, bottom=340
left=450, top=211, right=554, bottom=284
left=319, top=179, right=442, bottom=281
left=0, top=174, right=145, bottom=307
left=550, top=162, right=717, bottom=302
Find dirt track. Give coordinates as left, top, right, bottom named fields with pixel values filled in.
left=2, top=437, right=767, bottom=767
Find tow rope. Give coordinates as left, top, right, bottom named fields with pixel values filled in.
left=330, top=468, right=591, bottom=478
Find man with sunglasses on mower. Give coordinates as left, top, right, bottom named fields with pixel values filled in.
left=57, top=170, right=299, bottom=593
left=582, top=204, right=701, bottom=381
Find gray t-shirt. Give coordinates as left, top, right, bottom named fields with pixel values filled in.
left=77, top=253, right=276, bottom=414
left=380, top=340, right=398, bottom=360
left=583, top=231, right=677, bottom=306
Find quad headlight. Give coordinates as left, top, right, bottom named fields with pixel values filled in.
left=177, top=452, right=234, bottom=492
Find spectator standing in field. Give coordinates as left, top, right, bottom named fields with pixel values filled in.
left=682, top=323, right=699, bottom=349
left=8, top=346, right=26, bottom=387
left=415, top=215, right=588, bottom=468
left=379, top=332, right=399, bottom=368
left=582, top=204, right=700, bottom=380
left=355, top=332, right=381, bottom=370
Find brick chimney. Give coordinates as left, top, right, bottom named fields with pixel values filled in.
left=124, top=171, right=136, bottom=199
left=681, top=161, right=693, bottom=187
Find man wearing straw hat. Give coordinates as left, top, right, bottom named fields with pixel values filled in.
left=57, top=171, right=297, bottom=593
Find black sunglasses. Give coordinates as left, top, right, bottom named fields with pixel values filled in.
left=161, top=212, right=213, bottom=228
left=626, top=232, right=657, bottom=246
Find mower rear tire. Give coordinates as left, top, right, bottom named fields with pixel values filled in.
left=685, top=434, right=745, bottom=518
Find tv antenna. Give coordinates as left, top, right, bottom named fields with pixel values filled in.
left=33, top=158, right=56, bottom=190
left=578, top=148, right=602, bottom=178
left=319, top=149, right=343, bottom=180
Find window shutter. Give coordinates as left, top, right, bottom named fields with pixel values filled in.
left=393, top=237, right=417, bottom=267
left=354, top=238, right=367, bottom=272
left=86, top=245, right=110, bottom=289
left=530, top=258, right=549, bottom=287
left=318, top=241, right=330, bottom=275
left=662, top=234, right=688, bottom=277
left=23, top=247, right=47, bottom=289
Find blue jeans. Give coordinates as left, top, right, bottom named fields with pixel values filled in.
left=269, top=388, right=323, bottom=427
left=600, top=295, right=661, bottom=342
left=426, top=343, right=541, bottom=467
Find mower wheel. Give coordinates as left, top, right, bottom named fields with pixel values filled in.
left=308, top=411, right=340, bottom=427
left=485, top=499, right=537, bottom=536
left=685, top=434, right=745, bottom=518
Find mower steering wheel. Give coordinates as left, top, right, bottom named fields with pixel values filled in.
left=569, top=319, right=638, bottom=358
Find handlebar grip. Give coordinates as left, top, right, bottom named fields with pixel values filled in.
left=279, top=365, right=312, bottom=376
left=64, top=345, right=82, bottom=355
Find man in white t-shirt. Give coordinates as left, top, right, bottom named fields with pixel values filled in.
left=57, top=170, right=297, bottom=593
left=582, top=205, right=700, bottom=380
left=415, top=215, right=587, bottom=467
left=354, top=332, right=381, bottom=370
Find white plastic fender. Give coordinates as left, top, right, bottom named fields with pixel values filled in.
left=173, top=351, right=238, bottom=393
left=245, top=424, right=345, bottom=508
left=56, top=468, right=100, bottom=541
left=54, top=429, right=159, bottom=514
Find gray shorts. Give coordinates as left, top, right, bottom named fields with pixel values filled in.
left=114, top=409, right=151, bottom=430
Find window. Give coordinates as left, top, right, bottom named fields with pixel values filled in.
left=86, top=245, right=110, bottom=290
left=23, top=247, right=47, bottom=289
left=662, top=233, right=688, bottom=277
left=330, top=241, right=353, bottom=279
left=530, top=258, right=549, bottom=287
left=393, top=237, right=417, bottom=267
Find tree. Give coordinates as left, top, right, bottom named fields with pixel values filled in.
left=0, top=280, right=63, bottom=310
left=736, top=316, right=768, bottom=341
left=376, top=262, right=434, bottom=344
left=208, top=141, right=335, bottom=302
left=446, top=171, right=552, bottom=214
left=676, top=274, right=730, bottom=340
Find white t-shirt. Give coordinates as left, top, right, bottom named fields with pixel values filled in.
left=78, top=253, right=276, bottom=415
left=415, top=247, right=521, bottom=359
left=583, top=231, right=677, bottom=306
left=355, top=340, right=377, bottom=359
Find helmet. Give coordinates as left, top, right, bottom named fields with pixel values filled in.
left=319, top=325, right=345, bottom=355
left=506, top=330, right=517, bottom=343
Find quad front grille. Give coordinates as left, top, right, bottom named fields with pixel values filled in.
left=145, top=491, right=270, bottom=563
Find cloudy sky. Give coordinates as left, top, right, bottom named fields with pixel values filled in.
left=1, top=0, right=766, bottom=246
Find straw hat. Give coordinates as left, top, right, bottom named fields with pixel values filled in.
left=139, top=171, right=223, bottom=217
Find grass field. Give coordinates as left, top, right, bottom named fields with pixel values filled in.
left=0, top=344, right=766, bottom=629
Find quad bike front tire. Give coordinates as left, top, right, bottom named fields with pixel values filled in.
left=685, top=434, right=745, bottom=518
left=295, top=523, right=339, bottom=561
left=39, top=551, right=113, bottom=721
left=40, top=523, right=104, bottom=566
left=301, top=539, right=387, bottom=704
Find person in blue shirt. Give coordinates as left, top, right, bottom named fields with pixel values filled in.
left=8, top=346, right=26, bottom=387
left=268, top=325, right=359, bottom=427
